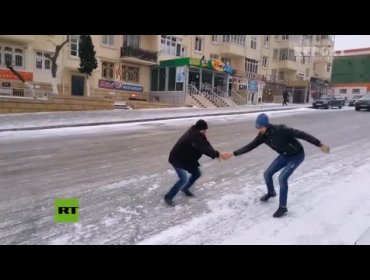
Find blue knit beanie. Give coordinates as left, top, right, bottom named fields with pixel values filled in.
left=255, top=113, right=270, bottom=129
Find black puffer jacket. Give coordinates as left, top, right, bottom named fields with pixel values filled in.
left=234, top=124, right=321, bottom=157
left=169, top=126, right=220, bottom=172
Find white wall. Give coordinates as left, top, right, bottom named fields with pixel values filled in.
left=333, top=86, right=367, bottom=99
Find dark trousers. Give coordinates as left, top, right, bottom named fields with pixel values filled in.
left=263, top=152, right=305, bottom=207
left=165, top=166, right=202, bottom=200
left=282, top=98, right=288, bottom=106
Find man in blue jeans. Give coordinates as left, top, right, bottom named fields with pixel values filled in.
left=223, top=113, right=330, bottom=217
left=164, top=119, right=227, bottom=206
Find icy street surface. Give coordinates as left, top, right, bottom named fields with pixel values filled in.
left=0, top=107, right=369, bottom=244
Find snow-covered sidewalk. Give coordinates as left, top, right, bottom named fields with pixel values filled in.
left=0, top=103, right=310, bottom=131
left=139, top=143, right=370, bottom=245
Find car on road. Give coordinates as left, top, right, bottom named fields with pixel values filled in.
left=335, top=95, right=346, bottom=106
left=355, top=95, right=370, bottom=111
left=349, top=95, right=364, bottom=106
left=312, top=95, right=342, bottom=109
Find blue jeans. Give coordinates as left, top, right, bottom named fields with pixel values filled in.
left=263, top=152, right=305, bottom=207
left=165, top=166, right=202, bottom=200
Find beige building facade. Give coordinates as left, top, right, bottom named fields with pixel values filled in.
left=0, top=35, right=334, bottom=104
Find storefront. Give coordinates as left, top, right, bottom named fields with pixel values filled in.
left=149, top=57, right=233, bottom=104
left=309, top=77, right=330, bottom=102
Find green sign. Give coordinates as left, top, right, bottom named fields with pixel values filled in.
left=160, top=57, right=212, bottom=69
left=55, top=198, right=79, bottom=223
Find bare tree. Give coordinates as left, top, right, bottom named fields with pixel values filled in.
left=6, top=61, right=36, bottom=99
left=44, top=35, right=70, bottom=94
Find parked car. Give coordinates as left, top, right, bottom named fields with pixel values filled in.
left=355, top=95, right=370, bottom=111
left=349, top=95, right=364, bottom=106
left=334, top=95, right=346, bottom=106
left=312, top=95, right=342, bottom=109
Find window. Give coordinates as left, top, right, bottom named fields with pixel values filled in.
left=278, top=71, right=285, bottom=80
left=14, top=48, right=23, bottom=67
left=168, top=67, right=176, bottom=91
left=102, top=35, right=114, bottom=46
left=289, top=49, right=296, bottom=61
left=150, top=67, right=159, bottom=91
left=306, top=68, right=310, bottom=78
left=194, top=36, right=203, bottom=52
left=327, top=63, right=332, bottom=72
left=222, top=35, right=246, bottom=46
left=35, top=51, right=52, bottom=70
left=282, top=35, right=289, bottom=40
left=70, top=35, right=80, bottom=56
left=102, top=62, right=114, bottom=79
left=0, top=44, right=24, bottom=68
left=122, top=65, right=140, bottom=83
left=290, top=35, right=300, bottom=43
left=124, top=35, right=140, bottom=49
left=352, top=89, right=360, bottom=94
left=159, top=68, right=166, bottom=91
left=274, top=35, right=279, bottom=40
left=271, top=69, right=277, bottom=80
left=279, top=49, right=296, bottom=61
left=263, top=35, right=270, bottom=47
left=245, top=58, right=258, bottom=74
left=262, top=56, right=268, bottom=68
left=250, top=36, right=257, bottom=49
left=160, top=35, right=185, bottom=57
left=279, top=49, right=288, bottom=61
left=273, top=49, right=279, bottom=61
left=211, top=35, right=218, bottom=43
left=339, top=89, right=347, bottom=94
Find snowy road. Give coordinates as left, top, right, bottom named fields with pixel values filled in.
left=0, top=107, right=369, bottom=244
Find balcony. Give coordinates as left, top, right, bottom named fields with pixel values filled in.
left=315, top=36, right=334, bottom=47
left=277, top=60, right=298, bottom=70
left=276, top=40, right=297, bottom=49
left=220, top=43, right=245, bottom=57
left=314, top=55, right=333, bottom=64
left=120, top=46, right=158, bottom=66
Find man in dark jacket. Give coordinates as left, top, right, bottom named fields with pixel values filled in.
left=164, top=119, right=223, bottom=206
left=223, top=113, right=330, bottom=217
left=283, top=90, right=289, bottom=106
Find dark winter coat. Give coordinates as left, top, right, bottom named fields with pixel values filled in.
left=169, top=126, right=220, bottom=172
left=233, top=124, right=321, bottom=157
left=283, top=91, right=289, bottom=100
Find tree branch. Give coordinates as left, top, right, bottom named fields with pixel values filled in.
left=48, top=35, right=70, bottom=78
left=5, top=62, right=26, bottom=83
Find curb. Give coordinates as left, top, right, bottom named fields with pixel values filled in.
left=0, top=106, right=309, bottom=132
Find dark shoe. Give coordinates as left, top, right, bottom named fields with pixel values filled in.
left=260, top=193, right=276, bottom=202
left=182, top=190, right=194, bottom=197
left=164, top=196, right=175, bottom=207
left=273, top=206, right=288, bottom=218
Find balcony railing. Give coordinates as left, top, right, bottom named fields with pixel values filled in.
left=0, top=87, right=49, bottom=99
left=121, top=46, right=158, bottom=63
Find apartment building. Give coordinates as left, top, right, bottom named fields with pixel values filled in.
left=151, top=35, right=334, bottom=104
left=0, top=35, right=334, bottom=105
left=0, top=35, right=158, bottom=100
